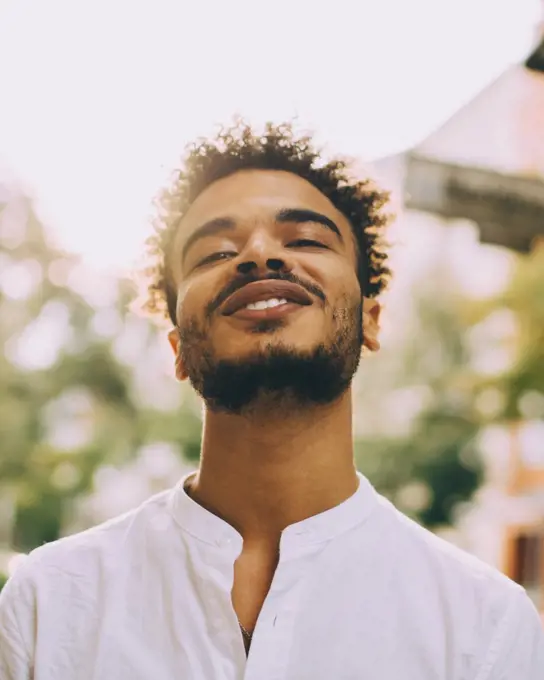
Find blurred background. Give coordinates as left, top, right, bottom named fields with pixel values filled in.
left=0, top=0, right=543, bottom=624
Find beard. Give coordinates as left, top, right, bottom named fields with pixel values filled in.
left=177, top=298, right=364, bottom=415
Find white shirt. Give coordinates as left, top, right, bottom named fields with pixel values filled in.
left=1, top=472, right=543, bottom=680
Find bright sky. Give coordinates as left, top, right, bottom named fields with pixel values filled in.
left=0, top=0, right=540, bottom=271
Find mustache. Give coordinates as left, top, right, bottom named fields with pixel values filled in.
left=206, top=271, right=326, bottom=318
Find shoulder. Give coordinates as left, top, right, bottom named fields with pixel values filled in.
left=0, top=488, right=177, bottom=672
left=2, top=487, right=174, bottom=602
left=373, top=495, right=544, bottom=676
left=376, top=494, right=517, bottom=595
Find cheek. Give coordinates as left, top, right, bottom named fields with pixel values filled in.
left=176, top=292, right=191, bottom=321
left=325, top=265, right=360, bottom=306
left=175, top=279, right=209, bottom=323
left=317, top=252, right=359, bottom=289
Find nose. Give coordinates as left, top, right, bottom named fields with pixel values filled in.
left=235, top=231, right=294, bottom=276
left=237, top=257, right=288, bottom=275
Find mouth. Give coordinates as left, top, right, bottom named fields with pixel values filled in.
left=221, top=280, right=314, bottom=318
left=227, top=300, right=307, bottom=322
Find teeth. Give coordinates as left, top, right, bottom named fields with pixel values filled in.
left=245, top=298, right=288, bottom=311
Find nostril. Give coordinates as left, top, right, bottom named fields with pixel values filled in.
left=267, top=258, right=284, bottom=271
left=237, top=261, right=257, bottom=274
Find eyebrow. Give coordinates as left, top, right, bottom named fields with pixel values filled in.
left=181, top=208, right=343, bottom=263
left=276, top=208, right=343, bottom=242
left=181, top=216, right=236, bottom=263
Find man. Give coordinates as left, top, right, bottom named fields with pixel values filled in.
left=1, top=121, right=543, bottom=679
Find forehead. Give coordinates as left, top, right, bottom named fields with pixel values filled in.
left=178, top=169, right=350, bottom=234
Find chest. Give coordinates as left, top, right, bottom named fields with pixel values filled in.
left=30, top=543, right=474, bottom=680
left=33, top=592, right=466, bottom=680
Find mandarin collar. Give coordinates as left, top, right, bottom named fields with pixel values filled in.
left=169, top=471, right=378, bottom=555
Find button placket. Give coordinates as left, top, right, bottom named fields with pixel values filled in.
left=243, top=545, right=319, bottom=680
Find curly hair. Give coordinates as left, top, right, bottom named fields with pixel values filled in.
left=141, top=120, right=393, bottom=325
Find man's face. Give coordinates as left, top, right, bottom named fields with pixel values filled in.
left=168, top=169, right=379, bottom=414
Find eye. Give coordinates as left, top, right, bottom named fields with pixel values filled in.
left=287, top=239, right=329, bottom=249
left=196, top=251, right=237, bottom=268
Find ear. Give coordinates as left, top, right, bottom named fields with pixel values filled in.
left=168, top=328, right=189, bottom=381
left=362, top=297, right=381, bottom=352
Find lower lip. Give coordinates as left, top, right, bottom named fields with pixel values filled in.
left=226, top=302, right=308, bottom=321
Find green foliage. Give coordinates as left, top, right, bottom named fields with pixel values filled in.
left=354, top=241, right=491, bottom=528
left=356, top=238, right=544, bottom=528
left=0, top=189, right=200, bottom=551
left=470, top=245, right=544, bottom=421
left=0, top=573, right=8, bottom=594
left=356, top=408, right=483, bottom=528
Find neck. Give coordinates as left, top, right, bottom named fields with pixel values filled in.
left=188, top=389, right=358, bottom=545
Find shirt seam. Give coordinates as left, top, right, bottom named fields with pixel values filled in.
left=472, top=584, right=523, bottom=680
left=168, top=489, right=232, bottom=548
left=279, top=505, right=380, bottom=563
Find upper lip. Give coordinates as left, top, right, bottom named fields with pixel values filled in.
left=221, top=280, right=313, bottom=316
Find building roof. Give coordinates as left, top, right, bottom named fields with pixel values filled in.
left=404, top=32, right=544, bottom=252
left=412, top=64, right=544, bottom=179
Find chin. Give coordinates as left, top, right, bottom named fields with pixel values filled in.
left=220, top=337, right=323, bottom=364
